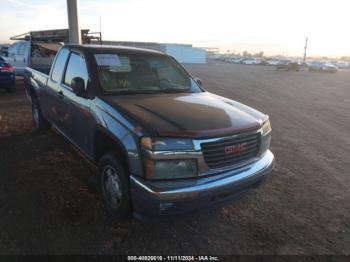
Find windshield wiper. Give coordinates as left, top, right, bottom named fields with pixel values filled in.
left=104, top=88, right=192, bottom=95
left=158, top=88, right=192, bottom=93
left=104, top=89, right=162, bottom=95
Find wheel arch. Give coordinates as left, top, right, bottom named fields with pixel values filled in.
left=93, top=127, right=131, bottom=172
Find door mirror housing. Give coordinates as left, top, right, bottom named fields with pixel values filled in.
left=194, top=77, right=203, bottom=87
left=71, top=77, right=85, bottom=96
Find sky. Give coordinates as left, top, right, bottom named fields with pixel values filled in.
left=1, top=0, right=350, bottom=57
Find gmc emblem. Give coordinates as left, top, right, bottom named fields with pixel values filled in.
left=224, top=143, right=247, bottom=154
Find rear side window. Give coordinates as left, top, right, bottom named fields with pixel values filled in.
left=8, top=43, right=18, bottom=56
left=18, top=43, right=26, bottom=56
left=64, top=52, right=88, bottom=89
left=51, top=48, right=69, bottom=82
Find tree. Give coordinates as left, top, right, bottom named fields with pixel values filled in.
left=256, top=51, right=264, bottom=58
left=242, top=50, right=251, bottom=57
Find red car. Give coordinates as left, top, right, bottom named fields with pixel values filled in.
left=0, top=56, right=15, bottom=93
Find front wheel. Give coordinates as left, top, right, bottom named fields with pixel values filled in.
left=98, top=153, right=132, bottom=219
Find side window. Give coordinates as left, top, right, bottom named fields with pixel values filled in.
left=51, top=48, right=70, bottom=82
left=17, top=43, right=26, bottom=56
left=8, top=43, right=18, bottom=57
left=64, top=52, right=89, bottom=89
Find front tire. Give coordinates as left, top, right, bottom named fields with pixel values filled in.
left=98, top=153, right=131, bottom=219
left=32, top=97, right=50, bottom=133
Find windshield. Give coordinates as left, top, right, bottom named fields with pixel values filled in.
left=94, top=52, right=202, bottom=94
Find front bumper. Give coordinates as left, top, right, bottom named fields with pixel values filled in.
left=130, top=150, right=274, bottom=219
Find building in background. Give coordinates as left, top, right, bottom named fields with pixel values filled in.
left=103, top=41, right=206, bottom=64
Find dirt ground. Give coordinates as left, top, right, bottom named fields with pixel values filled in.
left=0, top=63, right=349, bottom=255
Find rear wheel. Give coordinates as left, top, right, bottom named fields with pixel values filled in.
left=32, top=97, right=50, bottom=133
left=98, top=152, right=131, bottom=219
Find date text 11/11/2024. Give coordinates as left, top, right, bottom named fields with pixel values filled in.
left=127, top=255, right=220, bottom=261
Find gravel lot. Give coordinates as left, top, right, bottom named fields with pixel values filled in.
left=0, top=63, right=349, bottom=255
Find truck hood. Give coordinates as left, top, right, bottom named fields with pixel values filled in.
left=103, top=92, right=267, bottom=138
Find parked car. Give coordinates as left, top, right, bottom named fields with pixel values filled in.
left=276, top=59, right=291, bottom=65
left=266, top=59, right=280, bottom=66
left=308, top=62, right=337, bottom=73
left=260, top=58, right=268, bottom=65
left=233, top=57, right=245, bottom=64
left=223, top=57, right=237, bottom=63
left=24, top=45, right=274, bottom=220
left=0, top=45, right=9, bottom=58
left=242, top=58, right=261, bottom=65
left=276, top=61, right=301, bottom=71
left=335, top=61, right=349, bottom=69
left=0, top=56, right=15, bottom=93
left=228, top=57, right=244, bottom=64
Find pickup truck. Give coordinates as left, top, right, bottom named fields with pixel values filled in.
left=7, top=29, right=100, bottom=75
left=24, top=45, right=274, bottom=219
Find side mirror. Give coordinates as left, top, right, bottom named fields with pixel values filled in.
left=71, top=77, right=85, bottom=96
left=194, top=77, right=203, bottom=87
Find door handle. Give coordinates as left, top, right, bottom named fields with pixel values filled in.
left=57, top=90, right=64, bottom=99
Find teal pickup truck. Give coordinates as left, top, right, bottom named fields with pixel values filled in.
left=25, top=44, right=274, bottom=220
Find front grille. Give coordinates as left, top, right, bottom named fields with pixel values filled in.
left=201, top=132, right=261, bottom=169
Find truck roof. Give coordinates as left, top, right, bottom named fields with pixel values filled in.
left=64, top=44, right=165, bottom=56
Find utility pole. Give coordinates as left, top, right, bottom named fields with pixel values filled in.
left=303, top=37, right=308, bottom=64
left=100, top=16, right=103, bottom=45
left=66, top=0, right=81, bottom=44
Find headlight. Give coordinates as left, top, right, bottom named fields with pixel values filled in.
left=260, top=119, right=272, bottom=154
left=141, top=137, right=198, bottom=180
left=141, top=137, right=194, bottom=151
left=144, top=159, right=198, bottom=180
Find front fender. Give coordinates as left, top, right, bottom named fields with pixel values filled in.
left=92, top=98, right=146, bottom=176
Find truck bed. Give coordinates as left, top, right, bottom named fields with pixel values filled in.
left=24, top=67, right=49, bottom=102
left=29, top=66, right=51, bottom=76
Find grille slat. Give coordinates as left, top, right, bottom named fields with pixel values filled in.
left=206, top=152, right=257, bottom=167
left=201, top=132, right=261, bottom=169
left=204, top=147, right=258, bottom=162
left=201, top=134, right=259, bottom=149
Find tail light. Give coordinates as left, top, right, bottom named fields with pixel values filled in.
left=0, top=64, right=14, bottom=72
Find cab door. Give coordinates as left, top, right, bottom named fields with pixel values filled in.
left=44, top=48, right=70, bottom=126
left=14, top=42, right=29, bottom=75
left=58, top=51, right=94, bottom=154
